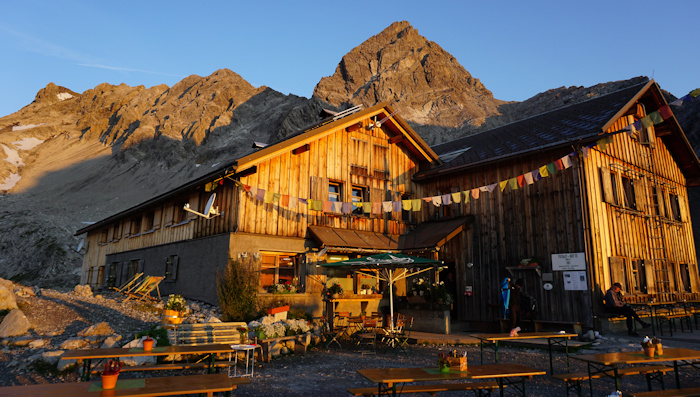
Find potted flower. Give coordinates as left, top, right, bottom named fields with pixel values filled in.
left=101, top=359, right=122, bottom=389
left=641, top=336, right=655, bottom=357
left=142, top=336, right=155, bottom=351
left=238, top=326, right=249, bottom=345
left=162, top=294, right=186, bottom=328
left=652, top=337, right=663, bottom=356
left=437, top=352, right=450, bottom=373
left=327, top=283, right=343, bottom=299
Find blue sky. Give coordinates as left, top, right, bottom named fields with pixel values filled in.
left=1, top=1, right=698, bottom=118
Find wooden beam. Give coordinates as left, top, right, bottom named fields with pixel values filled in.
left=389, top=135, right=405, bottom=145
left=292, top=144, right=310, bottom=155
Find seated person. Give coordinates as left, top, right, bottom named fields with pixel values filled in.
left=603, top=282, right=651, bottom=336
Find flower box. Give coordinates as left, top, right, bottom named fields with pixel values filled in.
left=267, top=305, right=290, bottom=315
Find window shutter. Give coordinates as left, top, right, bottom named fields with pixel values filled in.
left=656, top=188, right=666, bottom=218
left=172, top=255, right=179, bottom=280
left=679, top=196, right=688, bottom=222
left=633, top=179, right=647, bottom=213
left=371, top=187, right=383, bottom=219
left=153, top=208, right=162, bottom=229
left=609, top=256, right=627, bottom=291
left=600, top=167, right=615, bottom=204
left=187, top=192, right=200, bottom=220
left=163, top=204, right=174, bottom=226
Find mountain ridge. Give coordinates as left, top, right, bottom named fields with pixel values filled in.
left=0, top=21, right=696, bottom=287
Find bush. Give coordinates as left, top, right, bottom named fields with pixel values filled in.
left=136, top=326, right=170, bottom=347
left=217, top=258, right=259, bottom=322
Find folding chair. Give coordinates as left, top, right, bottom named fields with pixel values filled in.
left=320, top=316, right=342, bottom=348
left=358, top=318, right=378, bottom=355
left=110, top=272, right=143, bottom=296
left=124, top=276, right=164, bottom=302
left=334, top=312, right=351, bottom=341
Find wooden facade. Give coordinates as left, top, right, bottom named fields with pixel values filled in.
left=77, top=81, right=699, bottom=331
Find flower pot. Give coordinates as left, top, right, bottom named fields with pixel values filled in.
left=655, top=343, right=663, bottom=356
left=256, top=330, right=266, bottom=340
left=643, top=346, right=655, bottom=357
left=439, top=365, right=450, bottom=373
left=331, top=293, right=340, bottom=299
left=142, top=338, right=154, bottom=351
left=267, top=305, right=290, bottom=315
left=161, top=309, right=183, bottom=329
left=101, top=373, right=119, bottom=390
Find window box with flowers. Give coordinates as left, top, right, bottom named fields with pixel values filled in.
left=268, top=281, right=298, bottom=294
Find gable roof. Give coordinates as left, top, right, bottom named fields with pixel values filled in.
left=415, top=80, right=700, bottom=185
left=76, top=103, right=439, bottom=236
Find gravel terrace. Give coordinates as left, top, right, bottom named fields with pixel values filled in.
left=1, top=289, right=699, bottom=396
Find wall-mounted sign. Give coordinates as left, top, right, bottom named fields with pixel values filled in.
left=543, top=283, right=553, bottom=291
left=552, top=252, right=586, bottom=271
left=563, top=271, right=588, bottom=291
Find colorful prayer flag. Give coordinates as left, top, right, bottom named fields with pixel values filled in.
left=641, top=115, right=653, bottom=128
left=431, top=196, right=442, bottom=207
left=649, top=111, right=662, bottom=125
left=471, top=188, right=480, bottom=200
left=322, top=201, right=332, bottom=213
left=441, top=194, right=452, bottom=205
left=658, top=105, right=672, bottom=119
left=561, top=155, right=572, bottom=169
left=289, top=197, right=298, bottom=208
left=342, top=202, right=352, bottom=214
left=272, top=193, right=281, bottom=203
left=508, top=178, right=518, bottom=190
left=539, top=165, right=549, bottom=178
left=402, top=200, right=412, bottom=211
left=382, top=201, right=393, bottom=212
left=281, top=195, right=290, bottom=207
left=524, top=172, right=534, bottom=185
left=517, top=175, right=526, bottom=187
left=451, top=192, right=461, bottom=203
left=372, top=202, right=381, bottom=214
left=412, top=199, right=422, bottom=211
left=332, top=201, right=342, bottom=213
left=499, top=180, right=508, bottom=192
left=363, top=202, right=372, bottom=214
left=256, top=189, right=266, bottom=201
left=393, top=201, right=401, bottom=212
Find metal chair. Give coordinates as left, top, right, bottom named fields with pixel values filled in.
left=357, top=318, right=378, bottom=355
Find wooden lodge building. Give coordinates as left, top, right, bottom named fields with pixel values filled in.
left=76, top=80, right=700, bottom=332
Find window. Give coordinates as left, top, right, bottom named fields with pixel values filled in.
left=128, top=216, right=141, bottom=236
left=143, top=211, right=155, bottom=231
left=173, top=200, right=188, bottom=224
left=352, top=186, right=367, bottom=216
left=620, top=176, right=636, bottom=209
left=630, top=259, right=648, bottom=294
left=401, top=193, right=412, bottom=223
left=127, top=260, right=140, bottom=281
left=109, top=223, right=122, bottom=241
left=679, top=263, right=692, bottom=293
left=328, top=182, right=342, bottom=202
left=260, top=253, right=299, bottom=291
left=99, top=229, right=109, bottom=244
left=165, top=255, right=179, bottom=282
left=106, top=262, right=118, bottom=287
left=668, top=193, right=682, bottom=221
left=373, top=144, right=389, bottom=179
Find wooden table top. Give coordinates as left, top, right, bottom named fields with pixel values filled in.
left=357, top=363, right=546, bottom=384
left=471, top=332, right=578, bottom=341
left=0, top=373, right=250, bottom=397
left=60, top=343, right=235, bottom=360
left=572, top=348, right=700, bottom=366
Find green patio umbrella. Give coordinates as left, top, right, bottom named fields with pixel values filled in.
left=321, top=253, right=443, bottom=332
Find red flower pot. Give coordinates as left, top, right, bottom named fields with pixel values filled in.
left=101, top=373, right=119, bottom=389
left=142, top=338, right=154, bottom=351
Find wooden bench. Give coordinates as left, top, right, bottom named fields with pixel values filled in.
left=552, top=365, right=673, bottom=396
left=629, top=386, right=700, bottom=397
left=656, top=312, right=692, bottom=336
left=257, top=333, right=312, bottom=362
left=168, top=321, right=248, bottom=346
left=348, top=381, right=501, bottom=396
left=533, top=320, right=583, bottom=335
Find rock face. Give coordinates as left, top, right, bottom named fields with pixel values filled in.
left=313, top=21, right=507, bottom=132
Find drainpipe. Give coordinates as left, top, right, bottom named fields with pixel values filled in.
left=576, top=146, right=598, bottom=332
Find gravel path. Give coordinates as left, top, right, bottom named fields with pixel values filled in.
left=1, top=288, right=699, bottom=396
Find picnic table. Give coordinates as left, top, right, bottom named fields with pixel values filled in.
left=357, top=363, right=546, bottom=397
left=471, top=331, right=578, bottom=374
left=60, top=343, right=236, bottom=381
left=628, top=301, right=688, bottom=336
left=0, top=373, right=249, bottom=396
left=571, top=347, right=700, bottom=392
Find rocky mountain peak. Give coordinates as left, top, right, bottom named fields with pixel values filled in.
left=313, top=21, right=507, bottom=130
left=32, top=83, right=79, bottom=106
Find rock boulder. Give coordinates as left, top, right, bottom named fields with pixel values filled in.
left=0, top=309, right=31, bottom=337
left=0, top=286, right=18, bottom=311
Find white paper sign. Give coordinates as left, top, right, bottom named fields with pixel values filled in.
left=563, top=271, right=588, bottom=291
left=552, top=252, right=586, bottom=270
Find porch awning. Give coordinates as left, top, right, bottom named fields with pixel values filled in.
left=307, top=215, right=472, bottom=252
left=399, top=216, right=473, bottom=251
left=307, top=226, right=400, bottom=251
